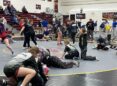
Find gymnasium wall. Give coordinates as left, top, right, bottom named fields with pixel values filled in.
left=0, top=0, right=54, bottom=13
left=59, top=1, right=117, bottom=28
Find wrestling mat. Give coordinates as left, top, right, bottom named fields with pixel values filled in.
left=0, top=41, right=117, bottom=76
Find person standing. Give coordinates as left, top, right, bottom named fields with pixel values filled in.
left=94, top=21, right=97, bottom=33
left=20, top=19, right=31, bottom=48
left=70, top=21, right=78, bottom=44
left=104, top=19, right=111, bottom=44
left=57, top=26, right=62, bottom=45
left=66, top=20, right=72, bottom=38
left=20, top=19, right=37, bottom=49
left=29, top=19, right=38, bottom=46
left=86, top=19, right=95, bottom=41
left=112, top=19, right=117, bottom=40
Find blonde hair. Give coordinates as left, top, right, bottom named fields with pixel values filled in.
left=64, top=38, right=70, bottom=45
left=28, top=46, right=40, bottom=57
left=82, top=29, right=86, bottom=33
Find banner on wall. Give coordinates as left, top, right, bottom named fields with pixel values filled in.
left=70, top=14, right=75, bottom=21
left=54, top=0, right=58, bottom=13
left=76, top=13, right=86, bottom=19
left=36, top=4, right=41, bottom=9
left=102, top=12, right=117, bottom=19
left=48, top=0, right=52, bottom=2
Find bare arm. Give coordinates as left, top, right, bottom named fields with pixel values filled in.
left=19, top=26, right=25, bottom=35
left=61, top=52, right=66, bottom=59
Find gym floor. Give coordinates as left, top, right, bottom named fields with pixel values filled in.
left=0, top=39, right=117, bottom=86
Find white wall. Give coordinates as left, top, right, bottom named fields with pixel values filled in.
left=0, top=0, right=54, bottom=13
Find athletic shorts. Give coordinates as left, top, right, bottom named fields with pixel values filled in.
left=3, top=64, right=20, bottom=77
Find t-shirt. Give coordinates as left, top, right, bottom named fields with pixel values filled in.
left=7, top=53, right=32, bottom=67
left=105, top=23, right=111, bottom=31
left=64, top=44, right=77, bottom=53
left=42, top=20, right=48, bottom=27
left=24, top=24, right=35, bottom=34
left=86, top=21, right=95, bottom=30
left=71, top=23, right=77, bottom=33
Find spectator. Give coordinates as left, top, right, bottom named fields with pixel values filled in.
left=11, top=14, right=19, bottom=25
left=4, top=7, right=10, bottom=15
left=22, top=6, right=28, bottom=14
left=41, top=19, right=48, bottom=28
left=94, top=21, right=97, bottom=32
left=70, top=21, right=78, bottom=44
left=100, top=21, right=105, bottom=32
left=112, top=19, right=117, bottom=40
left=86, top=19, right=95, bottom=41
left=7, top=4, right=17, bottom=16
left=77, top=20, right=82, bottom=29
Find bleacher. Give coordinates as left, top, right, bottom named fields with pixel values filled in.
left=0, top=12, right=53, bottom=40
left=0, top=12, right=52, bottom=32
left=0, top=12, right=52, bottom=30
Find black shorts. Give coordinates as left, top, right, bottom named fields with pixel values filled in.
left=3, top=64, right=20, bottom=77
left=65, top=50, right=79, bottom=59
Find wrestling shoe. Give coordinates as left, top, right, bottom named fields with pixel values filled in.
left=12, top=51, right=14, bottom=55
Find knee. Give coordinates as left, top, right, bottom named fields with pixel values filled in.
left=31, top=70, right=36, bottom=77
